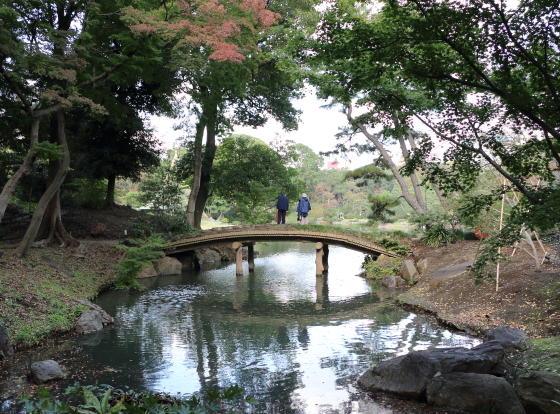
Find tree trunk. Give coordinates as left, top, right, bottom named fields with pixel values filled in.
left=0, top=115, right=42, bottom=225
left=186, top=118, right=206, bottom=228
left=347, top=106, right=427, bottom=212
left=15, top=109, right=79, bottom=257
left=105, top=173, right=116, bottom=206
left=193, top=108, right=218, bottom=229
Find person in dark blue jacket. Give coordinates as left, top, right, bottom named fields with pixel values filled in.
left=296, top=193, right=311, bottom=225
left=276, top=192, right=289, bottom=224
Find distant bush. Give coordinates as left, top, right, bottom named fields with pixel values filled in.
left=130, top=210, right=195, bottom=239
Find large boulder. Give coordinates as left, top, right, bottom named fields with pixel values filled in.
left=155, top=256, right=182, bottom=275
left=484, top=325, right=529, bottom=351
left=515, top=371, right=560, bottom=414
left=29, top=360, right=66, bottom=384
left=0, top=322, right=14, bottom=360
left=382, top=275, right=406, bottom=288
left=138, top=265, right=158, bottom=279
left=200, top=249, right=221, bottom=263
left=426, top=372, right=526, bottom=414
left=76, top=309, right=103, bottom=334
left=358, top=341, right=504, bottom=399
left=73, top=299, right=114, bottom=325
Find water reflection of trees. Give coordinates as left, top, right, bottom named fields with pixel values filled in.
left=88, top=249, right=479, bottom=413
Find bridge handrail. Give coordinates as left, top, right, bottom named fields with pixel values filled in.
left=166, top=227, right=402, bottom=258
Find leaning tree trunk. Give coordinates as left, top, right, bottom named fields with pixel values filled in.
left=0, top=115, right=42, bottom=225
left=15, top=109, right=79, bottom=257
left=346, top=106, right=427, bottom=212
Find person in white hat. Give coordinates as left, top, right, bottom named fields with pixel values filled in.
left=296, top=193, right=311, bottom=225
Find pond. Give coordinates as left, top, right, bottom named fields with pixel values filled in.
left=1, top=241, right=480, bottom=413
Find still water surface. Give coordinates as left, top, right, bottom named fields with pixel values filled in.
left=66, top=241, right=481, bottom=413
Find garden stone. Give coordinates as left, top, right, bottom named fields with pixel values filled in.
left=401, top=260, right=418, bottom=281
left=0, top=322, right=13, bottom=360
left=155, top=256, right=182, bottom=275
left=484, top=325, right=529, bottom=351
left=515, top=371, right=560, bottom=414
left=382, top=276, right=405, bottom=288
left=73, top=299, right=114, bottom=325
left=138, top=265, right=157, bottom=278
left=76, top=309, right=103, bottom=334
left=426, top=372, right=526, bottom=414
left=29, top=360, right=66, bottom=384
left=358, top=341, right=504, bottom=399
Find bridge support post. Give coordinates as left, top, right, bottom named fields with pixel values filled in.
left=247, top=243, right=255, bottom=272
left=315, top=242, right=324, bottom=276
left=233, top=242, right=243, bottom=275
left=322, top=244, right=329, bottom=273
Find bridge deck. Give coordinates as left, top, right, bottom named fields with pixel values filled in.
left=166, top=225, right=401, bottom=258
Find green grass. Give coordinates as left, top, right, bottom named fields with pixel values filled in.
left=520, top=337, right=560, bottom=374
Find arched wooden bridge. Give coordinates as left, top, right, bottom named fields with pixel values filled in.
left=165, top=224, right=401, bottom=275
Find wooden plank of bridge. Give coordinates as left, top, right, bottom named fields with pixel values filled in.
left=315, top=242, right=324, bottom=276
left=233, top=242, right=243, bottom=275
left=322, top=244, right=329, bottom=273
left=248, top=243, right=255, bottom=272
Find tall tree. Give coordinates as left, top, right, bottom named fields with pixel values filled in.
left=0, top=0, right=277, bottom=256
left=310, top=0, right=560, bottom=231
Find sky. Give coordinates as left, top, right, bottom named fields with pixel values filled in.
left=151, top=91, right=384, bottom=169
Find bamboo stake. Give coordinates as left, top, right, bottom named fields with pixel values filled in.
left=496, top=181, right=506, bottom=292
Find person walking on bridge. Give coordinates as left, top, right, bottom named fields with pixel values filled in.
left=276, top=191, right=289, bottom=224
left=296, top=193, right=311, bottom=225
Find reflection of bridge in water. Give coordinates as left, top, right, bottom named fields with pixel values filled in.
left=166, top=225, right=401, bottom=275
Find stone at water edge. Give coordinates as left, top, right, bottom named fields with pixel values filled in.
left=515, top=371, right=560, bottom=414
left=76, top=309, right=103, bottom=334
left=155, top=256, right=182, bottom=275
left=357, top=341, right=505, bottom=399
left=0, top=322, right=13, bottom=360
left=483, top=325, right=529, bottom=351
left=29, top=360, right=66, bottom=384
left=401, top=259, right=418, bottom=281
left=138, top=265, right=157, bottom=279
left=426, top=372, right=526, bottom=414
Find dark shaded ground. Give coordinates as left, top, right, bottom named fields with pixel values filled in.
left=0, top=204, right=144, bottom=242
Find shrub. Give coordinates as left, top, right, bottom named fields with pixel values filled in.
left=422, top=224, right=451, bottom=246
left=114, top=234, right=170, bottom=289
left=130, top=210, right=195, bottom=239
left=362, top=255, right=401, bottom=280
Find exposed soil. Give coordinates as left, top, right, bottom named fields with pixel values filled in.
left=399, top=240, right=560, bottom=338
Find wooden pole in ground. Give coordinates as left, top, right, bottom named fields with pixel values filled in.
left=322, top=244, right=329, bottom=273
left=315, top=242, right=324, bottom=276
left=496, top=181, right=506, bottom=292
left=248, top=243, right=255, bottom=272
left=233, top=242, right=243, bottom=275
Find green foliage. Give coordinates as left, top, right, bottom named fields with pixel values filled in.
left=63, top=178, right=107, bottom=209
left=136, top=165, right=186, bottom=211
left=210, top=135, right=304, bottom=223
left=362, top=256, right=401, bottom=280
left=32, top=142, right=64, bottom=162
left=422, top=224, right=451, bottom=246
left=130, top=210, right=197, bottom=239
left=18, top=383, right=256, bottom=414
left=114, top=235, right=170, bottom=289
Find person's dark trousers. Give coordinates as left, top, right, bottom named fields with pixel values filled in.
left=277, top=210, right=286, bottom=224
